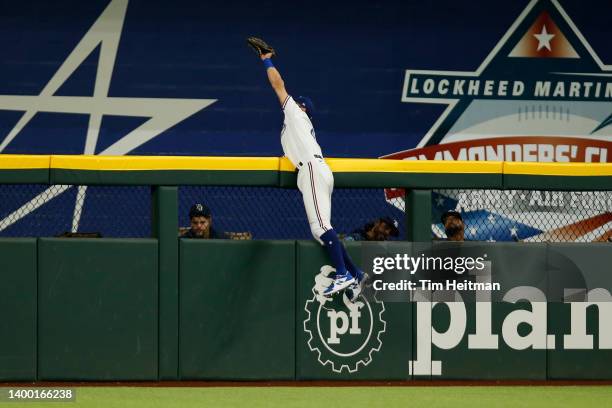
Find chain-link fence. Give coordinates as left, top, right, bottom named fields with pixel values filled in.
left=1, top=183, right=610, bottom=242
left=433, top=189, right=612, bottom=242
left=178, top=186, right=405, bottom=240
left=0, top=184, right=151, bottom=238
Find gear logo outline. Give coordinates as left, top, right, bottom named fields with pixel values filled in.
left=303, top=266, right=387, bottom=374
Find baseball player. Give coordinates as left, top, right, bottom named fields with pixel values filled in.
left=248, top=37, right=366, bottom=300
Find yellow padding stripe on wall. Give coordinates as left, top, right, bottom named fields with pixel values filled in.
left=50, top=155, right=280, bottom=171
left=504, top=162, right=612, bottom=176
left=281, top=157, right=502, bottom=173
left=3, top=154, right=610, bottom=175
left=0, top=154, right=50, bottom=169
left=328, top=159, right=502, bottom=173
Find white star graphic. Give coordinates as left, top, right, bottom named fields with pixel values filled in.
left=469, top=226, right=478, bottom=236
left=435, top=196, right=445, bottom=207
left=487, top=214, right=496, bottom=224
left=510, top=226, right=519, bottom=236
left=0, top=0, right=216, bottom=233
left=533, top=25, right=555, bottom=51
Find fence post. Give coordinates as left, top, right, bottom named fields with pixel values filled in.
left=405, top=189, right=432, bottom=241
left=152, top=186, right=179, bottom=380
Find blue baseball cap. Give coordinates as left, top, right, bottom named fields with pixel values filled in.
left=295, top=96, right=315, bottom=119
left=189, top=203, right=211, bottom=218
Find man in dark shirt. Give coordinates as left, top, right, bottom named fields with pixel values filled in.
left=441, top=210, right=465, bottom=241
left=181, top=203, right=227, bottom=239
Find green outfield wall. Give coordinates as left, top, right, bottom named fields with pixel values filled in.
left=37, top=239, right=158, bottom=381
left=0, top=239, right=37, bottom=381
left=0, top=239, right=610, bottom=381
left=179, top=239, right=295, bottom=380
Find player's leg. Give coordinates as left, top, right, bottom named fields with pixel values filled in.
left=298, top=162, right=353, bottom=294
left=316, top=162, right=366, bottom=300
left=318, top=161, right=364, bottom=280
left=319, top=164, right=367, bottom=301
left=340, top=245, right=364, bottom=279
left=298, top=162, right=347, bottom=273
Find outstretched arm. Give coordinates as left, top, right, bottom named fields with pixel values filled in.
left=261, top=52, right=289, bottom=106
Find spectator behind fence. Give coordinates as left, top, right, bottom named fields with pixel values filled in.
left=181, top=203, right=227, bottom=239
left=343, top=217, right=400, bottom=242
left=441, top=210, right=465, bottom=242
left=180, top=203, right=252, bottom=240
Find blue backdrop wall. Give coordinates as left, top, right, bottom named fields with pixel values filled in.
left=0, top=0, right=609, bottom=158
left=0, top=0, right=610, bottom=240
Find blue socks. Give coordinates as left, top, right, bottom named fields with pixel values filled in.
left=320, top=229, right=348, bottom=276
left=340, top=244, right=363, bottom=280
left=320, top=229, right=362, bottom=279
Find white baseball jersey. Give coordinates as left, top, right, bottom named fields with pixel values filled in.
left=281, top=95, right=323, bottom=168
left=281, top=95, right=334, bottom=243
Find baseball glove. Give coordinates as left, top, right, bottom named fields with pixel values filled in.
left=246, top=36, right=276, bottom=57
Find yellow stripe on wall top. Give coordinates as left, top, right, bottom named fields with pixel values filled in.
left=50, top=155, right=280, bottom=171
left=281, top=157, right=502, bottom=174
left=2, top=154, right=610, bottom=175
left=504, top=162, right=612, bottom=176
left=326, top=159, right=502, bottom=173
left=0, top=154, right=51, bottom=169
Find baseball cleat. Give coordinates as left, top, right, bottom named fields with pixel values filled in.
left=346, top=271, right=369, bottom=303
left=323, top=272, right=355, bottom=296
left=320, top=284, right=335, bottom=297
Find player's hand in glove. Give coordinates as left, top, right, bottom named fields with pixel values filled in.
left=247, top=37, right=276, bottom=60
left=250, top=36, right=287, bottom=104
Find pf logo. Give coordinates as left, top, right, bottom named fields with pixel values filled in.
left=303, top=266, right=386, bottom=373
left=326, top=305, right=362, bottom=345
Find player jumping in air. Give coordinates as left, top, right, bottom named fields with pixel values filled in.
left=248, top=37, right=366, bottom=300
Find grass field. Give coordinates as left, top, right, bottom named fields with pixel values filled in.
left=7, top=386, right=612, bottom=408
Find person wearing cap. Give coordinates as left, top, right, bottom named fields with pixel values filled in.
left=441, top=210, right=465, bottom=242
left=181, top=203, right=227, bottom=239
left=343, top=217, right=400, bottom=242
